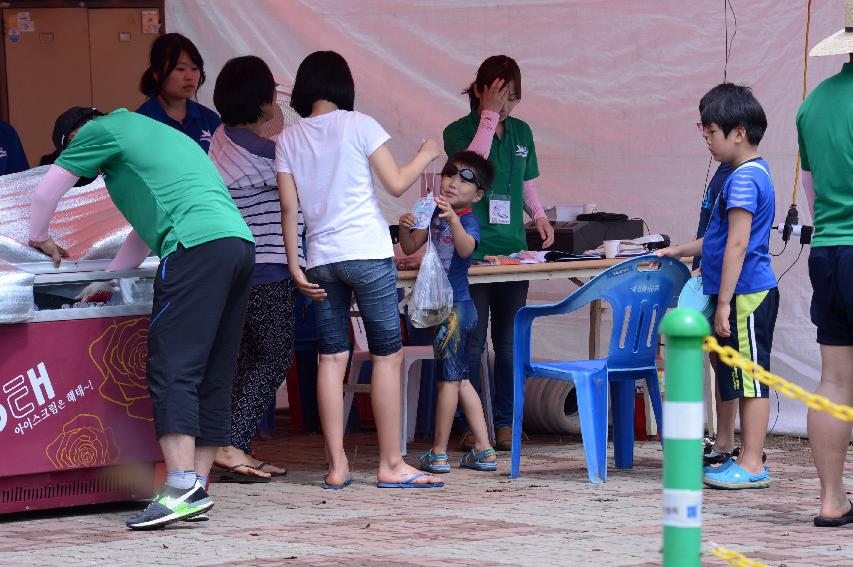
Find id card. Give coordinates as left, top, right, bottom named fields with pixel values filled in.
left=489, top=195, right=511, bottom=225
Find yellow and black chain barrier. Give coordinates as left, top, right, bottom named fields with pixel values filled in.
left=704, top=336, right=853, bottom=422
left=709, top=545, right=769, bottom=567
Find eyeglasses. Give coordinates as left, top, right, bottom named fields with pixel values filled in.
left=440, top=164, right=481, bottom=187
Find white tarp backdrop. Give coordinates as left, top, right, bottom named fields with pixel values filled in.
left=167, top=0, right=848, bottom=435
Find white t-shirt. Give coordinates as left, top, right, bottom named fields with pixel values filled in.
left=275, top=110, right=392, bottom=269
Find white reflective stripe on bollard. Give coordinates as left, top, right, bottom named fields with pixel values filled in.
left=662, top=488, right=702, bottom=528
left=662, top=401, right=704, bottom=440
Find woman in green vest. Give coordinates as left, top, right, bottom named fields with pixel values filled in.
left=443, top=55, right=553, bottom=451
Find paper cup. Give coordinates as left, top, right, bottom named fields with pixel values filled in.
left=603, top=240, right=620, bottom=259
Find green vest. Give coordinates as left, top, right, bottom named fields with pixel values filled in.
left=444, top=111, right=540, bottom=260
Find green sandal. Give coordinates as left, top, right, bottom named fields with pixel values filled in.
left=418, top=449, right=451, bottom=474
left=460, top=448, right=497, bottom=471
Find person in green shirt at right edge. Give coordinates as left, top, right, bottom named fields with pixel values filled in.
left=795, top=1, right=853, bottom=528
left=444, top=55, right=554, bottom=451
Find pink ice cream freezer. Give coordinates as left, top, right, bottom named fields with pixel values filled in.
left=0, top=259, right=164, bottom=514
left=0, top=166, right=171, bottom=514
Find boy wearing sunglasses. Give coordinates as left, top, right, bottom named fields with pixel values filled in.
left=399, top=151, right=498, bottom=473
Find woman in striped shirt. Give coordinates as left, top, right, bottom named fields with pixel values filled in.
left=208, top=55, right=301, bottom=481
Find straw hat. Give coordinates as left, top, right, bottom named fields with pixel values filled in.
left=811, top=0, right=853, bottom=56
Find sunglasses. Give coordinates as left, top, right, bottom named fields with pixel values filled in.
left=440, top=164, right=481, bottom=188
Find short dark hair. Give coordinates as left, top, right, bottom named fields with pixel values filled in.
left=463, top=55, right=522, bottom=110
left=700, top=84, right=767, bottom=145
left=139, top=33, right=206, bottom=98
left=213, top=56, right=276, bottom=126
left=698, top=82, right=739, bottom=113
left=290, top=51, right=354, bottom=118
left=446, top=150, right=495, bottom=192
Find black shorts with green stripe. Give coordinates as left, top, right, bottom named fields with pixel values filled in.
left=710, top=288, right=779, bottom=401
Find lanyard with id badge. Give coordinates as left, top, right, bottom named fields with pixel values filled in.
left=489, top=122, right=513, bottom=225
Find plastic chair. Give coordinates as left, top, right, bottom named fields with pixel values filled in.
left=511, top=255, right=690, bottom=482
left=342, top=312, right=434, bottom=456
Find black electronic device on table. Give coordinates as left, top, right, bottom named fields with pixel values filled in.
left=525, top=217, right=645, bottom=254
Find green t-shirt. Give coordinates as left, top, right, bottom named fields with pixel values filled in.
left=444, top=111, right=539, bottom=260
left=796, top=63, right=853, bottom=247
left=56, top=109, right=252, bottom=258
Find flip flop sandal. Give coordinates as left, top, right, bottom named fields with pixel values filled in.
left=460, top=448, right=497, bottom=471
left=814, top=500, right=853, bottom=527
left=377, top=472, right=444, bottom=488
left=418, top=449, right=451, bottom=474
left=215, top=464, right=272, bottom=484
left=321, top=474, right=352, bottom=490
left=254, top=462, right=288, bottom=477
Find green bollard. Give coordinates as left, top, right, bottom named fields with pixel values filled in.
left=659, top=308, right=710, bottom=567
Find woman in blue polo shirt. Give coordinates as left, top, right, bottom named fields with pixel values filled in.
left=137, top=33, right=220, bottom=152
left=0, top=121, right=28, bottom=175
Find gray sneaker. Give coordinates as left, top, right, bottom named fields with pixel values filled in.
left=126, top=481, right=213, bottom=530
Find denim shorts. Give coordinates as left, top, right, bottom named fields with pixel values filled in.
left=307, top=258, right=402, bottom=356
left=433, top=300, right=478, bottom=382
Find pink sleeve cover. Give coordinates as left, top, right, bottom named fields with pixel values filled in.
left=107, top=230, right=151, bottom=271
left=466, top=110, right=499, bottom=158
left=523, top=179, right=547, bottom=221
left=28, top=165, right=80, bottom=242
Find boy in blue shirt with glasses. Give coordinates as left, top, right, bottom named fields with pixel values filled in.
left=658, top=84, right=778, bottom=489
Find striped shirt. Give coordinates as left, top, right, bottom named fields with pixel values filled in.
left=209, top=125, right=305, bottom=275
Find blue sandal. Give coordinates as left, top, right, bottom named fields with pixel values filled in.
left=418, top=449, right=451, bottom=474
left=460, top=448, right=497, bottom=471
left=703, top=460, right=769, bottom=490
left=377, top=473, right=444, bottom=488
left=321, top=474, right=353, bottom=490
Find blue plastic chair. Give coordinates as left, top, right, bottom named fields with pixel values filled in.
left=511, top=255, right=690, bottom=482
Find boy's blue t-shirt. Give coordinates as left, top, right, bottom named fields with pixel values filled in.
left=430, top=208, right=480, bottom=302
left=693, top=163, right=734, bottom=270
left=0, top=121, right=29, bottom=175
left=701, top=158, right=777, bottom=295
left=136, top=98, right=221, bottom=153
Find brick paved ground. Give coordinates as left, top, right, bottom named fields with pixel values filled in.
left=0, top=419, right=850, bottom=567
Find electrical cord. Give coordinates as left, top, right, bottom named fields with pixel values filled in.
left=767, top=389, right=781, bottom=436
left=777, top=244, right=805, bottom=282
left=723, top=0, right=737, bottom=82
left=769, top=239, right=788, bottom=257
left=635, top=218, right=651, bottom=236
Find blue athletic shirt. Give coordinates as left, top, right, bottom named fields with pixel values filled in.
left=0, top=121, right=29, bottom=175
left=136, top=98, right=221, bottom=153
left=429, top=208, right=480, bottom=302
left=701, top=158, right=777, bottom=295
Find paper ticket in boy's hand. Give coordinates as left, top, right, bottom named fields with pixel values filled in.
left=411, top=195, right=437, bottom=229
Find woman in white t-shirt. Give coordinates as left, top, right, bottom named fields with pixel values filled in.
left=276, top=51, right=443, bottom=489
